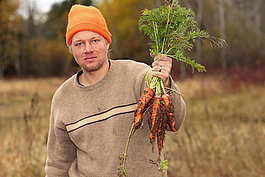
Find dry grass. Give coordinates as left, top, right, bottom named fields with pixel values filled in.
left=0, top=78, right=65, bottom=177
left=0, top=76, right=264, bottom=176
left=164, top=75, right=265, bottom=177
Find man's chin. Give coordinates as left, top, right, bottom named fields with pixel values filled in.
left=83, top=63, right=102, bottom=72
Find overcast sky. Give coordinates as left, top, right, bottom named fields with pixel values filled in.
left=18, top=0, right=102, bottom=18
left=36, top=0, right=65, bottom=13
left=36, top=0, right=102, bottom=13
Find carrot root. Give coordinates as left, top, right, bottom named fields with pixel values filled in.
left=134, top=87, right=155, bottom=127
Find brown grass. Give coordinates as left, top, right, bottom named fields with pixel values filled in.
left=164, top=75, right=265, bottom=177
left=0, top=76, right=264, bottom=176
left=0, top=78, right=64, bottom=177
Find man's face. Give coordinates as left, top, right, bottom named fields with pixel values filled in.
left=70, top=31, right=110, bottom=72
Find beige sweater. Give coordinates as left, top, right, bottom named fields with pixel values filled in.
left=45, top=59, right=186, bottom=177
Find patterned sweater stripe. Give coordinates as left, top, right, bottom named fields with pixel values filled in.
left=66, top=103, right=137, bottom=133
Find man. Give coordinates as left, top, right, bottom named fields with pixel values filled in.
left=45, top=4, right=186, bottom=177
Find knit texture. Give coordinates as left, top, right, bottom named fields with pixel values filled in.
left=45, top=59, right=186, bottom=177
left=66, top=4, right=112, bottom=46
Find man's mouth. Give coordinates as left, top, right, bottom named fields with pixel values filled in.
left=84, top=56, right=97, bottom=62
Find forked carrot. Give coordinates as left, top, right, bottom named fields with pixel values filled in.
left=161, top=94, right=177, bottom=132
left=147, top=98, right=154, bottom=130
left=149, top=96, right=161, bottom=149
left=156, top=106, right=167, bottom=162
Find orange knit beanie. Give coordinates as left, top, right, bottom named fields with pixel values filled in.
left=66, top=4, right=112, bottom=46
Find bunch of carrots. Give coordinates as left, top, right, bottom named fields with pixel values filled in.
left=134, top=74, right=178, bottom=163
left=118, top=73, right=178, bottom=177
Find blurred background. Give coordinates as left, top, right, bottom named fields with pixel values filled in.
left=0, top=0, right=265, bottom=78
left=0, top=0, right=264, bottom=176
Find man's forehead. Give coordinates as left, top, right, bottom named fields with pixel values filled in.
left=72, top=31, right=102, bottom=40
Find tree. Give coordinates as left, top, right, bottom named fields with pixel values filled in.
left=217, top=0, right=227, bottom=71
left=23, top=0, right=93, bottom=77
left=98, top=0, right=157, bottom=64
left=44, top=0, right=92, bottom=40
left=195, top=0, right=203, bottom=64
left=0, top=0, right=20, bottom=79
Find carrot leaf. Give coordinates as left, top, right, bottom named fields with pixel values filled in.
left=145, top=73, right=151, bottom=88
left=159, top=159, right=169, bottom=173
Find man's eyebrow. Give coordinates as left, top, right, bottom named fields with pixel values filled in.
left=72, top=35, right=103, bottom=44
left=91, top=36, right=101, bottom=39
left=73, top=39, right=83, bottom=43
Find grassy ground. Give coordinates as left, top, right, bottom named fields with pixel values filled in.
left=0, top=78, right=64, bottom=177
left=0, top=75, right=264, bottom=176
left=165, top=75, right=265, bottom=177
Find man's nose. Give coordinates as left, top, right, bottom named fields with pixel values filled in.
left=84, top=42, right=93, bottom=53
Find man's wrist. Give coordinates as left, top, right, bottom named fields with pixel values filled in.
left=164, top=77, right=171, bottom=88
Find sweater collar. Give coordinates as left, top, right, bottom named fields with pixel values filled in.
left=76, top=60, right=112, bottom=87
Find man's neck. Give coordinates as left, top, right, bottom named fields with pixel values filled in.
left=79, top=60, right=110, bottom=86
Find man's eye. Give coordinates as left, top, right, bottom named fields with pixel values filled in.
left=75, top=43, right=83, bottom=47
left=92, top=39, right=99, bottom=43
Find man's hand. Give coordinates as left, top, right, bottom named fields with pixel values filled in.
left=151, top=54, right=172, bottom=88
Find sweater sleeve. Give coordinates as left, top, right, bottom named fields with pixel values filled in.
left=168, top=76, right=186, bottom=130
left=45, top=97, right=77, bottom=177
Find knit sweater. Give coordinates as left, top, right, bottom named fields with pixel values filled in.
left=45, top=59, right=186, bottom=177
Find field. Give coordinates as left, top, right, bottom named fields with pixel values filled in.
left=0, top=75, right=264, bottom=177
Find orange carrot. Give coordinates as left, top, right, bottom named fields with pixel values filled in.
left=156, top=106, right=167, bottom=162
left=162, top=94, right=177, bottom=132
left=147, top=99, right=154, bottom=130
left=149, top=96, right=161, bottom=149
left=134, top=87, right=155, bottom=127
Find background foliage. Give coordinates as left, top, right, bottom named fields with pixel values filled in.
left=0, top=0, right=265, bottom=79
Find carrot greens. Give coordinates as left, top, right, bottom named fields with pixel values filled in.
left=139, top=0, right=209, bottom=73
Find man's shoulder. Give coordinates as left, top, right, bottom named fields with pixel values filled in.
left=110, top=59, right=151, bottom=72
left=52, top=75, right=76, bottom=100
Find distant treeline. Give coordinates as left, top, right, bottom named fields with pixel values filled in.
left=0, top=0, right=265, bottom=79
